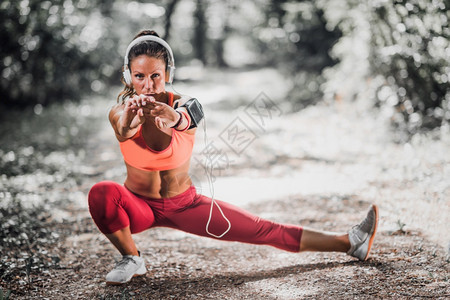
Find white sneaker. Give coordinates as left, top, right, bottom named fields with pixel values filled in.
left=105, top=253, right=146, bottom=285
left=347, top=204, right=379, bottom=261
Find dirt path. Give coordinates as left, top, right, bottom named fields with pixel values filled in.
left=8, top=68, right=450, bottom=299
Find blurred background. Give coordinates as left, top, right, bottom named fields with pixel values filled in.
left=1, top=0, right=449, bottom=132
left=0, top=0, right=449, bottom=296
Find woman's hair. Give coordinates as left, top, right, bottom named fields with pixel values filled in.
left=117, top=30, right=170, bottom=103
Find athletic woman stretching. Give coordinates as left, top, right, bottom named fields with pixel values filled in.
left=88, top=30, right=378, bottom=285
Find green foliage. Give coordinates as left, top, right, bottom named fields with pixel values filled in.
left=369, top=0, right=449, bottom=133
left=0, top=288, right=11, bottom=300
left=254, top=1, right=342, bottom=109
left=0, top=101, right=95, bottom=176
left=1, top=0, right=448, bottom=134
left=304, top=0, right=449, bottom=135
left=0, top=98, right=102, bottom=288
left=249, top=0, right=449, bottom=133
left=0, top=0, right=119, bottom=108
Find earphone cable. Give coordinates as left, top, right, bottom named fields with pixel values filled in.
left=202, top=117, right=231, bottom=238
left=170, top=82, right=231, bottom=238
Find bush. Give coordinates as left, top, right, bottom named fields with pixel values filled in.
left=0, top=97, right=103, bottom=290
left=369, top=0, right=450, bottom=134
left=0, top=0, right=118, bottom=108
left=254, top=1, right=342, bottom=109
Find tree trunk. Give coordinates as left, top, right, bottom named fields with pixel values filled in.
left=193, top=0, right=207, bottom=65
left=163, top=0, right=179, bottom=41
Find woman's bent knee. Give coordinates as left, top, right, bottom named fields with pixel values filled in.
left=88, top=181, right=120, bottom=207
left=88, top=181, right=122, bottom=221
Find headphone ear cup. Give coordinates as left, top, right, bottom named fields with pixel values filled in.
left=123, top=68, right=132, bottom=85
left=166, top=66, right=175, bottom=83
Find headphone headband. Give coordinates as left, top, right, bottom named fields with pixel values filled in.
left=123, top=35, right=175, bottom=84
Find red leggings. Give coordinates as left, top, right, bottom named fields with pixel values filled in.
left=88, top=181, right=302, bottom=252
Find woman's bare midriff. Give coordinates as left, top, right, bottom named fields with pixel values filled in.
left=124, top=160, right=192, bottom=198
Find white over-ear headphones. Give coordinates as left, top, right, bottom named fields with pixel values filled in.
left=123, top=35, right=176, bottom=85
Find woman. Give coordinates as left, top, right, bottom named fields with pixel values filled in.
left=88, top=30, right=378, bottom=285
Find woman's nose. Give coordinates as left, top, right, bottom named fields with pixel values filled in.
left=144, top=77, right=153, bottom=89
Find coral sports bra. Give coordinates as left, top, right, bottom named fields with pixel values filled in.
left=119, top=92, right=195, bottom=171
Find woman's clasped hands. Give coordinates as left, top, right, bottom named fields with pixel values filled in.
left=123, top=94, right=180, bottom=130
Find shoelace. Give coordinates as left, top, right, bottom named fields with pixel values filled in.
left=351, top=212, right=374, bottom=242
left=357, top=210, right=374, bottom=230
left=115, top=257, right=136, bottom=270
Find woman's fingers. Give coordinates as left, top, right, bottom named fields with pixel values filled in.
left=154, top=117, right=165, bottom=129
left=127, top=95, right=157, bottom=109
left=132, top=95, right=141, bottom=106
left=126, top=95, right=178, bottom=129
left=150, top=105, right=164, bottom=115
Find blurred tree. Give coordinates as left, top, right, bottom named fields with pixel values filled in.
left=163, top=0, right=180, bottom=40
left=0, top=0, right=119, bottom=109
left=213, top=24, right=230, bottom=68
left=368, top=0, right=450, bottom=133
left=164, top=0, right=236, bottom=68
left=193, top=0, right=208, bottom=65
left=209, top=1, right=233, bottom=68
left=316, top=0, right=373, bottom=106
left=253, top=0, right=342, bottom=109
left=3, top=0, right=446, bottom=134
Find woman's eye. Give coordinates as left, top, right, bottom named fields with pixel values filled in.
left=151, top=74, right=160, bottom=79
left=135, top=74, right=144, bottom=79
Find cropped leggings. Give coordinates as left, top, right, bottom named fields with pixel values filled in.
left=88, top=181, right=302, bottom=252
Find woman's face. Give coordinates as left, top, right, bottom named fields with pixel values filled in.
left=130, top=55, right=166, bottom=96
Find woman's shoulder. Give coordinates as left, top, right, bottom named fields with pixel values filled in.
left=111, top=102, right=125, bottom=110
left=108, top=103, right=125, bottom=120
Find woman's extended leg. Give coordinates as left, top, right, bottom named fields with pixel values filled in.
left=159, top=192, right=303, bottom=252
left=299, top=229, right=349, bottom=252
left=300, top=205, right=379, bottom=259
left=159, top=190, right=378, bottom=260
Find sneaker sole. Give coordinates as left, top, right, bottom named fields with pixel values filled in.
left=106, top=272, right=146, bottom=286
left=362, top=204, right=379, bottom=261
left=106, top=264, right=147, bottom=285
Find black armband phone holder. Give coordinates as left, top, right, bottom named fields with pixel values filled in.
left=179, top=98, right=204, bottom=129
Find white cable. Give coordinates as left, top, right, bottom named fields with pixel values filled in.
left=202, top=118, right=231, bottom=238
left=168, top=82, right=182, bottom=97
left=170, top=82, right=231, bottom=238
